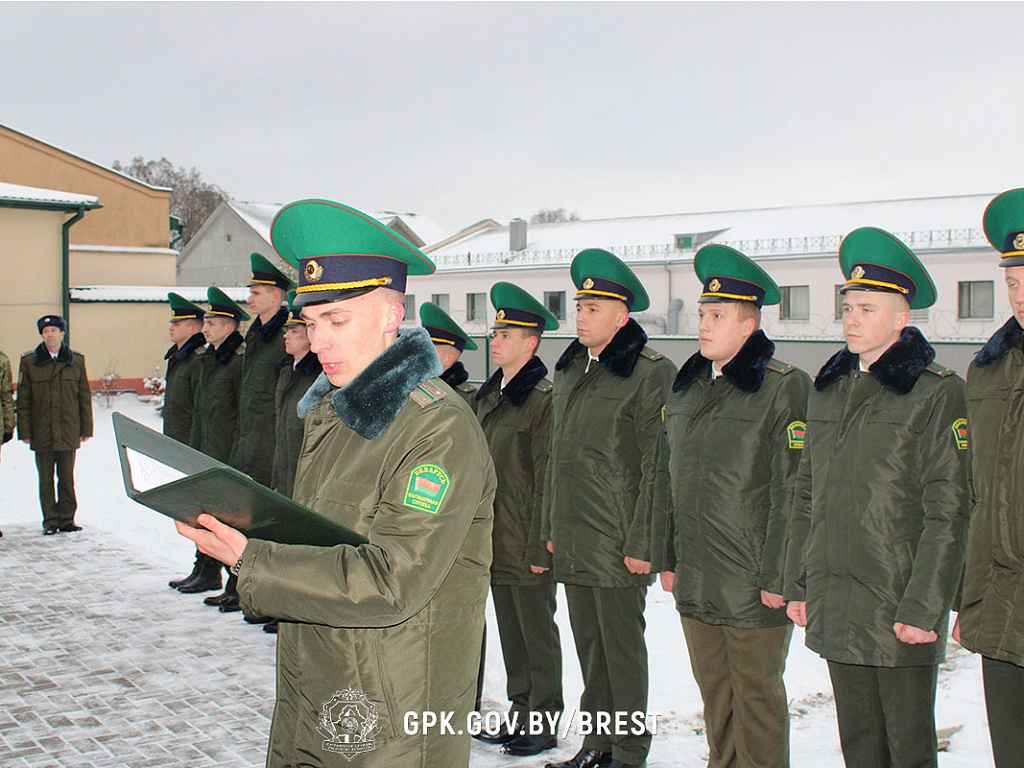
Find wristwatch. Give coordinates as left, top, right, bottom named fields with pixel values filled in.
left=230, top=553, right=244, bottom=576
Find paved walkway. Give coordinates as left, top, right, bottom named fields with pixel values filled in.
left=0, top=523, right=276, bottom=767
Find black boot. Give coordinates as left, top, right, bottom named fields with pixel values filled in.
left=545, top=749, right=613, bottom=768
left=178, top=556, right=223, bottom=594
left=169, top=550, right=202, bottom=589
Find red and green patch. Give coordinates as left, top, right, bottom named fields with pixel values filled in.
left=952, top=418, right=969, bottom=451
left=787, top=420, right=806, bottom=450
left=403, top=464, right=450, bottom=514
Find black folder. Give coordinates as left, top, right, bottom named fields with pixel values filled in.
left=112, top=412, right=366, bottom=547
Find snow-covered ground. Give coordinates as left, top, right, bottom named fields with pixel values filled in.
left=0, top=394, right=995, bottom=767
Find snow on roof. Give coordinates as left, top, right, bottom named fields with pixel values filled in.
left=228, top=201, right=448, bottom=248
left=70, top=286, right=249, bottom=303
left=0, top=181, right=100, bottom=208
left=429, top=194, right=996, bottom=265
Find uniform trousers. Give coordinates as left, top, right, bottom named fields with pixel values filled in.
left=492, top=583, right=563, bottom=733
left=35, top=450, right=78, bottom=528
left=827, top=660, right=938, bottom=768
left=565, top=584, right=650, bottom=764
left=680, top=618, right=792, bottom=768
left=982, top=655, right=1024, bottom=768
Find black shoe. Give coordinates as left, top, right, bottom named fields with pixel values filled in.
left=58, top=524, right=82, bottom=533
left=177, top=571, right=223, bottom=594
left=43, top=525, right=59, bottom=536
left=606, top=761, right=646, bottom=768
left=473, top=721, right=517, bottom=745
left=503, top=733, right=557, bottom=756
left=244, top=614, right=273, bottom=625
left=263, top=620, right=279, bottom=634
left=545, top=749, right=613, bottom=768
left=218, top=595, right=241, bottom=613
left=203, top=590, right=232, bottom=606
left=169, top=555, right=202, bottom=588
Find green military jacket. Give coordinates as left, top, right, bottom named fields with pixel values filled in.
left=652, top=330, right=810, bottom=628
left=271, top=351, right=321, bottom=499
left=958, top=317, right=1024, bottom=666
left=161, top=333, right=205, bottom=447
left=194, top=332, right=243, bottom=464
left=16, top=343, right=93, bottom=451
left=542, top=318, right=674, bottom=588
left=231, top=308, right=288, bottom=485
left=475, top=355, right=553, bottom=585
left=0, top=351, right=14, bottom=440
left=238, top=329, right=495, bottom=767
left=440, top=360, right=478, bottom=412
left=784, top=328, right=970, bottom=667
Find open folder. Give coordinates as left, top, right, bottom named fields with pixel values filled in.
left=112, top=412, right=366, bottom=547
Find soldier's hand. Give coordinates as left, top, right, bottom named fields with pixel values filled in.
left=623, top=556, right=651, bottom=575
left=80, top=436, right=91, bottom=445
left=530, top=565, right=549, bottom=574
left=893, top=623, right=938, bottom=644
left=951, top=615, right=961, bottom=644
left=22, top=439, right=30, bottom=444
left=175, top=513, right=248, bottom=568
left=760, top=590, right=785, bottom=609
left=787, top=601, right=807, bottom=627
left=546, top=540, right=553, bottom=554
left=659, top=571, right=674, bottom=592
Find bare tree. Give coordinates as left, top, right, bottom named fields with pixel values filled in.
left=530, top=207, right=580, bottom=224
left=112, top=156, right=229, bottom=248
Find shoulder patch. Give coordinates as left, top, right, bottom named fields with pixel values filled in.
left=534, top=378, right=553, bottom=393
left=925, top=362, right=955, bottom=378
left=952, top=417, right=969, bottom=450
left=410, top=380, right=449, bottom=408
left=767, top=358, right=795, bottom=375
left=403, top=463, right=451, bottom=514
left=641, top=347, right=665, bottom=362
left=787, top=420, right=807, bottom=449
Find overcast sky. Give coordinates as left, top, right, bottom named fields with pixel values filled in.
left=4, top=1, right=1023, bottom=233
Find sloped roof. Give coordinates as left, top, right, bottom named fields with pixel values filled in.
left=0, top=181, right=101, bottom=209
left=70, top=285, right=249, bottom=303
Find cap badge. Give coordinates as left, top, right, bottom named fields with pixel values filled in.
left=582, top=277, right=595, bottom=290
left=304, top=260, right=324, bottom=284
left=1014, top=233, right=1024, bottom=251
left=496, top=309, right=506, bottom=321
left=851, top=265, right=866, bottom=280
left=708, top=278, right=721, bottom=292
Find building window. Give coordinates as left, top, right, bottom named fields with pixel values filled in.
left=545, top=291, right=566, bottom=321
left=959, top=281, right=994, bottom=319
left=780, top=285, right=810, bottom=321
left=833, top=285, right=844, bottom=321
left=404, top=294, right=416, bottom=319
left=674, top=234, right=694, bottom=250
left=466, top=292, right=486, bottom=322
left=430, top=293, right=450, bottom=313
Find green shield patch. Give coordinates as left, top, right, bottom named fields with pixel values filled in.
left=403, top=464, right=451, bottom=514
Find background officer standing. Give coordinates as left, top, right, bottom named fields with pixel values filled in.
left=543, top=249, right=674, bottom=768
left=652, top=245, right=809, bottom=768
left=420, top=300, right=479, bottom=408
left=784, top=228, right=970, bottom=768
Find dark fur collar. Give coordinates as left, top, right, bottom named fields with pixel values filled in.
left=296, top=328, right=442, bottom=440
left=33, top=343, right=74, bottom=366
left=673, top=329, right=775, bottom=394
left=476, top=355, right=548, bottom=407
left=974, top=317, right=1023, bottom=368
left=814, top=326, right=934, bottom=395
left=440, top=360, right=470, bottom=389
left=249, top=307, right=289, bottom=344
left=165, top=332, right=206, bottom=361
left=555, top=317, right=648, bottom=378
left=274, top=351, right=322, bottom=376
left=204, top=330, right=244, bottom=365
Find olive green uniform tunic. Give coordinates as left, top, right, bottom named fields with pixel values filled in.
left=162, top=333, right=205, bottom=447
left=271, top=351, right=321, bottom=498
left=194, top=332, right=244, bottom=464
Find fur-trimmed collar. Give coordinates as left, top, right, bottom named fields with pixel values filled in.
left=296, top=328, right=442, bottom=440
left=555, top=317, right=648, bottom=378
left=476, top=355, right=548, bottom=407
left=814, top=326, right=934, bottom=395
left=274, top=351, right=322, bottom=376
left=165, top=332, right=206, bottom=361
left=249, top=307, right=289, bottom=344
left=33, top=343, right=74, bottom=366
left=974, top=316, right=1023, bottom=368
left=440, top=360, right=470, bottom=389
left=204, top=330, right=244, bottom=365
left=673, top=329, right=775, bottom=394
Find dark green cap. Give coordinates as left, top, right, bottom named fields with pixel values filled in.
left=694, top=245, right=781, bottom=307
left=249, top=252, right=295, bottom=291
left=284, top=289, right=305, bottom=326
left=838, top=227, right=936, bottom=310
left=420, top=302, right=477, bottom=351
left=167, top=292, right=204, bottom=321
left=570, top=248, right=650, bottom=312
left=983, top=189, right=1024, bottom=268
left=205, top=286, right=250, bottom=322
left=490, top=282, right=559, bottom=331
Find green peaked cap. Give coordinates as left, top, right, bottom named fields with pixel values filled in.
left=838, top=227, right=936, bottom=310
left=284, top=289, right=305, bottom=325
left=983, top=189, right=1024, bottom=267
left=249, top=252, right=295, bottom=291
left=167, top=292, right=204, bottom=321
left=570, top=248, right=650, bottom=312
left=206, top=286, right=250, bottom=322
left=419, top=302, right=478, bottom=351
left=694, top=245, right=782, bottom=307
left=490, top=281, right=560, bottom=331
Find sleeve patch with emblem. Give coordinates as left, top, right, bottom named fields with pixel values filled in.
left=787, top=420, right=806, bottom=449
left=403, top=464, right=451, bottom=514
left=952, top=418, right=969, bottom=450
